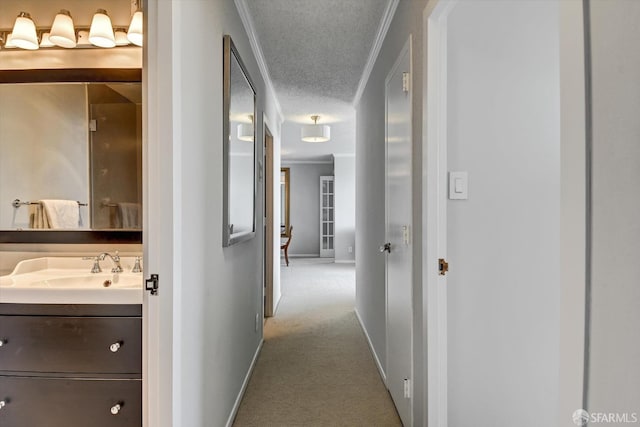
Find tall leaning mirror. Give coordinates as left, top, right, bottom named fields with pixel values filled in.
left=223, top=35, right=257, bottom=246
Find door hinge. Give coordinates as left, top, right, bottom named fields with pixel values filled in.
left=439, top=258, right=449, bottom=276
left=403, top=378, right=411, bottom=398
left=89, top=119, right=97, bottom=132
left=145, top=274, right=159, bottom=295
left=402, top=72, right=410, bottom=93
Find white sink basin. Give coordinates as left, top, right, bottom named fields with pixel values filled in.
left=0, top=257, right=143, bottom=305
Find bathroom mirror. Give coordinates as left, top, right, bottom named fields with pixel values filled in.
left=281, top=168, right=290, bottom=237
left=0, top=69, right=142, bottom=244
left=223, top=35, right=257, bottom=247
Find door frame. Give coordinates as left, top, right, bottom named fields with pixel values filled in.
left=384, top=35, right=414, bottom=426
left=423, top=1, right=457, bottom=426
left=264, top=124, right=274, bottom=317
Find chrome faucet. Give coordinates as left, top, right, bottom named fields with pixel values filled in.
left=84, top=251, right=123, bottom=273
left=99, top=251, right=123, bottom=273
left=131, top=256, right=143, bottom=273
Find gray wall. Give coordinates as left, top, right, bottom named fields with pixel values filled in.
left=355, top=1, right=427, bottom=424
left=283, top=162, right=334, bottom=256
left=334, top=155, right=356, bottom=262
left=149, top=1, right=280, bottom=425
left=446, top=2, right=560, bottom=426
left=588, top=0, right=640, bottom=416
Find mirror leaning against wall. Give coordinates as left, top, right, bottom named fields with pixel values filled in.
left=0, top=70, right=142, bottom=243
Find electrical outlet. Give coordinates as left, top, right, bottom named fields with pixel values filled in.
left=255, top=313, right=260, bottom=332
left=348, top=246, right=353, bottom=253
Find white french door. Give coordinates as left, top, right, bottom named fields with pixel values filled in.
left=320, top=176, right=335, bottom=258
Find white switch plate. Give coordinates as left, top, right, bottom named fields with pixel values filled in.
left=449, top=171, right=468, bottom=200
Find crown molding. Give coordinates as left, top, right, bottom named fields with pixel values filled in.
left=235, top=0, right=285, bottom=125
left=352, top=0, right=400, bottom=107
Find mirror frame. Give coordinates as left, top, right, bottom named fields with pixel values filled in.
left=0, top=68, right=143, bottom=244
left=222, top=35, right=257, bottom=247
left=281, top=168, right=290, bottom=237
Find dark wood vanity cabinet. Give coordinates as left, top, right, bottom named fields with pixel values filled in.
left=0, top=304, right=142, bottom=427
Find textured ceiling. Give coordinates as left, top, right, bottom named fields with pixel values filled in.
left=244, top=0, right=391, bottom=160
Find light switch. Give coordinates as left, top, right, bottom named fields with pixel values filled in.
left=454, top=178, right=464, bottom=193
left=449, top=171, right=468, bottom=200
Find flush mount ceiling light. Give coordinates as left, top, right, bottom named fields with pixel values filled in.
left=49, top=10, right=76, bottom=48
left=11, top=12, right=39, bottom=50
left=127, top=6, right=143, bottom=47
left=89, top=9, right=116, bottom=48
left=301, top=115, right=330, bottom=142
left=237, top=115, right=254, bottom=142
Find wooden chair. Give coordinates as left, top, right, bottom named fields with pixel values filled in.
left=281, top=225, right=293, bottom=266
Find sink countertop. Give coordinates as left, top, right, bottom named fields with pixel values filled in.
left=0, top=257, right=143, bottom=305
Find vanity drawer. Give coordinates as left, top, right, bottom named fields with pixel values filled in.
left=0, top=375, right=141, bottom=427
left=0, top=316, right=141, bottom=374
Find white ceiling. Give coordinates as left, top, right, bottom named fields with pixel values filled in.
left=243, top=0, right=391, bottom=161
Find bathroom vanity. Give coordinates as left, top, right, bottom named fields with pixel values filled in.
left=0, top=257, right=143, bottom=427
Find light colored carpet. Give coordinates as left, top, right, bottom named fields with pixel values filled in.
left=233, top=258, right=402, bottom=427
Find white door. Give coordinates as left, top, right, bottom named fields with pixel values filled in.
left=384, top=37, right=413, bottom=426
left=320, top=176, right=335, bottom=258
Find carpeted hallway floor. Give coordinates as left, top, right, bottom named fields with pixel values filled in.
left=233, top=258, right=402, bottom=427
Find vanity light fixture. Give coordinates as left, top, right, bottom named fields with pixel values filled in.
left=301, top=115, right=331, bottom=142
left=127, top=6, right=143, bottom=47
left=76, top=30, right=91, bottom=47
left=237, top=115, right=255, bottom=142
left=3, top=33, right=17, bottom=49
left=89, top=9, right=116, bottom=48
left=114, top=29, right=130, bottom=46
left=39, top=32, right=56, bottom=48
left=11, top=12, right=39, bottom=50
left=49, top=10, right=77, bottom=48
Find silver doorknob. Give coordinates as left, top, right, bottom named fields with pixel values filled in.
left=111, top=403, right=122, bottom=415
left=0, top=339, right=6, bottom=347
left=379, top=243, right=391, bottom=253
left=0, top=400, right=6, bottom=410
left=110, top=342, right=121, bottom=352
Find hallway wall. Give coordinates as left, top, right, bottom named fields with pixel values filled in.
left=588, top=0, right=640, bottom=415
left=334, top=155, right=356, bottom=263
left=355, top=0, right=428, bottom=424
left=445, top=2, right=561, bottom=426
left=150, top=1, right=282, bottom=425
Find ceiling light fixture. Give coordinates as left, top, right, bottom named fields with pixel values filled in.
left=49, top=10, right=77, bottom=48
left=237, top=115, right=254, bottom=142
left=301, top=115, right=330, bottom=142
left=89, top=9, right=116, bottom=48
left=11, top=12, right=39, bottom=50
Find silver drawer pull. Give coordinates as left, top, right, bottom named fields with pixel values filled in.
left=110, top=403, right=122, bottom=415
left=0, top=400, right=6, bottom=410
left=109, top=342, right=122, bottom=352
left=0, top=339, right=7, bottom=347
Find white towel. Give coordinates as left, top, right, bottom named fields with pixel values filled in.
left=117, top=202, right=141, bottom=229
left=39, top=199, right=80, bottom=229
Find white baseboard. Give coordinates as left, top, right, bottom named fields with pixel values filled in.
left=334, top=260, right=355, bottom=264
left=288, top=253, right=320, bottom=258
left=225, top=339, right=264, bottom=427
left=355, top=309, right=386, bottom=386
